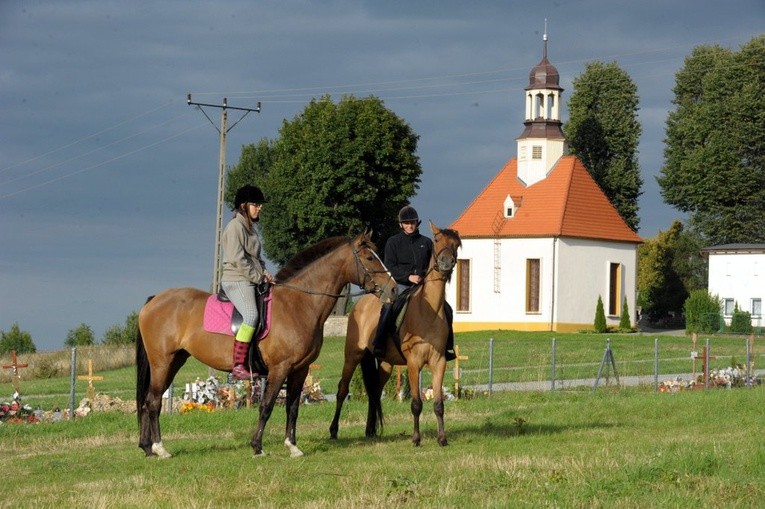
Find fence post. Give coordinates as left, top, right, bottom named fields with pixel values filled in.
left=487, top=338, right=494, bottom=395
left=704, top=338, right=710, bottom=389
left=745, top=336, right=752, bottom=388
left=654, top=338, right=660, bottom=393
left=69, top=347, right=77, bottom=420
left=163, top=383, right=174, bottom=415
left=550, top=338, right=556, bottom=391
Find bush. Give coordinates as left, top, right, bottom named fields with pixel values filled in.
left=730, top=304, right=753, bottom=334
left=65, top=323, right=95, bottom=347
left=684, top=290, right=721, bottom=334
left=594, top=296, right=607, bottom=333
left=33, top=357, right=62, bottom=379
left=619, top=297, right=632, bottom=331
left=0, top=323, right=36, bottom=355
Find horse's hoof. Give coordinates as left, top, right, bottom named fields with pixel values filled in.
left=438, top=438, right=448, bottom=447
left=284, top=438, right=304, bottom=458
left=253, top=451, right=267, bottom=458
left=151, top=442, right=172, bottom=459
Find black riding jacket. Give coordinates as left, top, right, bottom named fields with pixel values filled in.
left=383, top=230, right=433, bottom=287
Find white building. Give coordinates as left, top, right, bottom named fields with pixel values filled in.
left=703, top=244, right=764, bottom=328
left=446, top=35, right=642, bottom=333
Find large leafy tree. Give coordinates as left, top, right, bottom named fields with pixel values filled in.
left=658, top=35, right=765, bottom=245
left=227, top=95, right=421, bottom=265
left=0, top=323, right=36, bottom=355
left=637, top=220, right=706, bottom=320
left=564, top=61, right=643, bottom=231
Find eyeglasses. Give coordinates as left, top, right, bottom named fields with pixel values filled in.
left=248, top=203, right=263, bottom=208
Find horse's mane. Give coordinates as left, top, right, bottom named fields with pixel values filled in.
left=438, top=227, right=462, bottom=248
left=275, top=236, right=349, bottom=282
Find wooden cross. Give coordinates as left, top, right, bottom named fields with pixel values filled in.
left=77, top=359, right=104, bottom=400
left=452, top=345, right=469, bottom=399
left=2, top=350, right=29, bottom=393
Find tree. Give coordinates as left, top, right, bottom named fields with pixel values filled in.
left=102, top=311, right=138, bottom=345
left=637, top=220, right=690, bottom=320
left=226, top=95, right=422, bottom=265
left=564, top=61, right=643, bottom=231
left=594, top=296, right=607, bottom=333
left=619, top=297, right=631, bottom=331
left=0, top=323, right=36, bottom=355
left=658, top=35, right=765, bottom=245
left=65, top=323, right=95, bottom=347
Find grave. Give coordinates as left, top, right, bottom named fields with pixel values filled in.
left=2, top=350, right=29, bottom=393
left=77, top=359, right=104, bottom=400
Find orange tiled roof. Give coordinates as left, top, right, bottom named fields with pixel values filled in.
left=449, top=155, right=642, bottom=243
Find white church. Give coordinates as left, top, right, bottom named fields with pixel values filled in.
left=445, top=35, right=642, bottom=333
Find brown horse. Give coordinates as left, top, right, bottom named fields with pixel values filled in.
left=329, top=222, right=461, bottom=446
left=136, top=231, right=396, bottom=458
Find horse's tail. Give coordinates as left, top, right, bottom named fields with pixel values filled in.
left=360, top=350, right=384, bottom=436
left=135, top=296, right=154, bottom=427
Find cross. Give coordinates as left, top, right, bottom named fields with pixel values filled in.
left=2, top=350, right=29, bottom=393
left=452, top=345, right=469, bottom=399
left=77, top=359, right=104, bottom=400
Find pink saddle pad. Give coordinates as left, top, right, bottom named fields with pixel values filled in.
left=202, top=293, right=273, bottom=340
left=203, top=295, right=234, bottom=336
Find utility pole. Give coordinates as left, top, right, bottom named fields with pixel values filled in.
left=187, top=94, right=261, bottom=292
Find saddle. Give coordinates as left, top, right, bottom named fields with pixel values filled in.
left=207, top=282, right=272, bottom=375
left=215, top=282, right=271, bottom=337
left=372, top=285, right=417, bottom=358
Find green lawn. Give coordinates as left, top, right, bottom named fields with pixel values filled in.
left=2, top=386, right=763, bottom=508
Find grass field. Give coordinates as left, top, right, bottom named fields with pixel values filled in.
left=2, top=387, right=764, bottom=508
left=2, top=331, right=763, bottom=508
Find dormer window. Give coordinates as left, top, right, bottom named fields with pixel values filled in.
left=532, top=146, right=543, bottom=159
left=504, top=195, right=516, bottom=218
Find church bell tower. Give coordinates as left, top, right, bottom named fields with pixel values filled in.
left=516, top=26, right=568, bottom=187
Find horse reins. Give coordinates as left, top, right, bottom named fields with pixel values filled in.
left=272, top=241, right=394, bottom=298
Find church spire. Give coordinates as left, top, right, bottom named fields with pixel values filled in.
left=515, top=23, right=568, bottom=187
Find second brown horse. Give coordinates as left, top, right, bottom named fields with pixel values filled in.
left=329, top=222, right=461, bottom=446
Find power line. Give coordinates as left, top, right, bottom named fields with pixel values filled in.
left=0, top=123, right=205, bottom=200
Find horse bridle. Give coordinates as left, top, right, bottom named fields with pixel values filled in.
left=351, top=241, right=395, bottom=298
left=274, top=239, right=394, bottom=298
left=425, top=235, right=459, bottom=281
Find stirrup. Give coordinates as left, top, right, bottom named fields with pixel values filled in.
left=232, top=364, right=256, bottom=380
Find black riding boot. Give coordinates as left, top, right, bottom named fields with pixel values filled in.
left=372, top=304, right=393, bottom=358
left=444, top=302, right=456, bottom=361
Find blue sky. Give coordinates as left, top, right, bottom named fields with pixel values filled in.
left=1, top=0, right=763, bottom=351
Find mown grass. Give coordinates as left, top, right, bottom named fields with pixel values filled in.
left=2, top=387, right=763, bottom=508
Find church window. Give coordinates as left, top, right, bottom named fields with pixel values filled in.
left=608, top=263, right=622, bottom=315
left=456, top=259, right=471, bottom=312
left=526, top=258, right=540, bottom=313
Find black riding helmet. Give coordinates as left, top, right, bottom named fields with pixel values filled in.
left=398, top=205, right=421, bottom=225
left=234, top=185, right=266, bottom=209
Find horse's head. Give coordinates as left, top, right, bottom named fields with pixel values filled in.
left=430, top=221, right=461, bottom=278
left=350, top=230, right=397, bottom=304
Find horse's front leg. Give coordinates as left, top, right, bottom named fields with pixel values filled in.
left=407, top=366, right=423, bottom=446
left=430, top=358, right=448, bottom=446
left=330, top=352, right=362, bottom=439
left=251, top=370, right=287, bottom=457
left=283, top=366, right=309, bottom=458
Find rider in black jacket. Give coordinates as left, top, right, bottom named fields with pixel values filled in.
left=373, top=206, right=455, bottom=360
